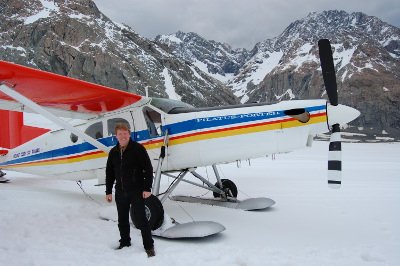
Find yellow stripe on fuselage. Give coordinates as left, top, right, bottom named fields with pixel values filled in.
left=3, top=151, right=107, bottom=169
left=3, top=113, right=327, bottom=169
left=169, top=113, right=327, bottom=146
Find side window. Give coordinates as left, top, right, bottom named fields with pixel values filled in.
left=70, top=133, right=78, bottom=143
left=107, top=118, right=130, bottom=136
left=143, top=107, right=162, bottom=137
left=85, top=122, right=103, bottom=139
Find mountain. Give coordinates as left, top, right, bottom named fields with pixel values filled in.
left=155, top=11, right=400, bottom=140
left=1, top=3, right=399, bottom=140
left=0, top=0, right=238, bottom=107
left=155, top=31, right=249, bottom=83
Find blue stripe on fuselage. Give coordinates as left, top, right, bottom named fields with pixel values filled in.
left=1, top=105, right=325, bottom=166
left=155, top=105, right=325, bottom=138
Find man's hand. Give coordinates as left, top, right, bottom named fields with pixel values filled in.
left=105, top=194, right=112, bottom=202
left=143, top=191, right=152, bottom=199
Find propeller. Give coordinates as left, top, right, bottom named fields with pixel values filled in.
left=318, top=39, right=342, bottom=189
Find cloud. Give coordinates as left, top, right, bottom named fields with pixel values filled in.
left=94, top=0, right=400, bottom=49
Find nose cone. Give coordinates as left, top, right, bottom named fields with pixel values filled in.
left=327, top=103, right=360, bottom=126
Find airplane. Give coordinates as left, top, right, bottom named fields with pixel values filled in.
left=0, top=39, right=360, bottom=238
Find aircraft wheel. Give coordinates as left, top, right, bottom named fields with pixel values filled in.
left=213, top=179, right=238, bottom=198
left=131, top=195, right=164, bottom=230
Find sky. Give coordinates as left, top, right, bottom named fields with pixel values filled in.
left=93, top=0, right=400, bottom=49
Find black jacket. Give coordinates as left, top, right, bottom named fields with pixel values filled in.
left=105, top=139, right=153, bottom=194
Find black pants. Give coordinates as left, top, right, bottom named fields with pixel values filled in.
left=115, top=190, right=154, bottom=250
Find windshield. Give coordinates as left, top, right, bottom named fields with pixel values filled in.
left=150, top=98, right=194, bottom=113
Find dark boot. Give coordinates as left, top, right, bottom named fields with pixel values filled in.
left=115, top=239, right=131, bottom=250
left=145, top=247, right=155, bottom=257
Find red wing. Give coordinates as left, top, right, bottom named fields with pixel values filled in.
left=0, top=61, right=142, bottom=114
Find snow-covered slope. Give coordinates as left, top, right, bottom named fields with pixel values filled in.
left=1, top=142, right=399, bottom=265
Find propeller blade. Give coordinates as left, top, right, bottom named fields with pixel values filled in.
left=328, top=124, right=341, bottom=188
left=318, top=39, right=338, bottom=106
left=318, top=39, right=343, bottom=188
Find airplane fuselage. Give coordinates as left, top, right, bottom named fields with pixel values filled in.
left=0, top=97, right=330, bottom=182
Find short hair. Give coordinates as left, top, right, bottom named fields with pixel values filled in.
left=114, top=123, right=131, bottom=134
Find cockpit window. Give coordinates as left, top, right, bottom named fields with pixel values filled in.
left=143, top=107, right=162, bottom=137
left=107, top=118, right=130, bottom=136
left=150, top=97, right=194, bottom=113
left=85, top=122, right=103, bottom=139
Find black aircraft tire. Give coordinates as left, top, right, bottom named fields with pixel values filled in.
left=213, top=179, right=238, bottom=198
left=131, top=195, right=164, bottom=230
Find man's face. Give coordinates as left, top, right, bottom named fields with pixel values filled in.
left=116, top=129, right=130, bottom=147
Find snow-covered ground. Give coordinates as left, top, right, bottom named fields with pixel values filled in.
left=1, top=141, right=399, bottom=265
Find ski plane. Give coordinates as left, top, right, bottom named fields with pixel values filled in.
left=0, top=39, right=360, bottom=238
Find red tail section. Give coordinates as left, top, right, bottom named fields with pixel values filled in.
left=0, top=110, right=50, bottom=149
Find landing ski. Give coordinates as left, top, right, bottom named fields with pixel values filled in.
left=0, top=176, right=9, bottom=183
left=171, top=195, right=275, bottom=211
left=98, top=206, right=225, bottom=239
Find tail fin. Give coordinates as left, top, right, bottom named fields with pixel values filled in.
left=0, top=110, right=50, bottom=149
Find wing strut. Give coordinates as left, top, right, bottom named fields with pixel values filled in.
left=153, top=130, right=169, bottom=196
left=0, top=84, right=110, bottom=153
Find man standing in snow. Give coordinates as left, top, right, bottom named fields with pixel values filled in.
left=105, top=123, right=155, bottom=257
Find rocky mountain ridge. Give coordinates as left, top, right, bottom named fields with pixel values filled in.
left=1, top=1, right=399, bottom=141
left=0, top=0, right=238, bottom=108
left=156, top=11, right=400, bottom=141
left=155, top=31, right=249, bottom=82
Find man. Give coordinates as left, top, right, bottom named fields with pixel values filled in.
left=105, top=123, right=155, bottom=257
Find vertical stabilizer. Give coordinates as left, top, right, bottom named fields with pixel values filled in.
left=0, top=110, right=50, bottom=149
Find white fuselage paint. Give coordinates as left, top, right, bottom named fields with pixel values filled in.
left=0, top=98, right=354, bottom=183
